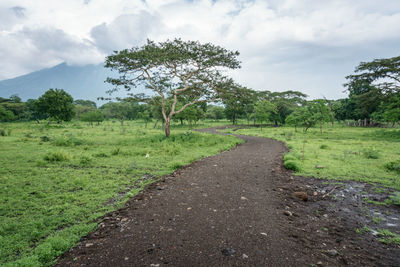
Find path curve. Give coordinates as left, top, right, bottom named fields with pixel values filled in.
left=56, top=127, right=323, bottom=266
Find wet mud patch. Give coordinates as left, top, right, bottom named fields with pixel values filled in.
left=278, top=174, right=400, bottom=266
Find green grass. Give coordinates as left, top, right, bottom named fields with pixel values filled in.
left=377, top=229, right=400, bottom=245
left=223, top=124, right=400, bottom=190
left=0, top=120, right=241, bottom=266
left=355, top=226, right=372, bottom=234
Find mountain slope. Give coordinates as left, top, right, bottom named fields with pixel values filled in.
left=0, top=63, right=136, bottom=102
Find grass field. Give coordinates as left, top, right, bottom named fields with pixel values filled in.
left=226, top=124, right=400, bottom=191
left=0, top=120, right=241, bottom=266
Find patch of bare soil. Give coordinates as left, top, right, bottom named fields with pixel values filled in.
left=56, top=127, right=399, bottom=266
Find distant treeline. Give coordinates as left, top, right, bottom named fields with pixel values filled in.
left=1, top=55, right=399, bottom=129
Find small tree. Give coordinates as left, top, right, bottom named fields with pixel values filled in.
left=222, top=85, right=255, bottom=125
left=26, top=99, right=47, bottom=122
left=138, top=110, right=151, bottom=128
left=81, top=111, right=104, bottom=126
left=105, top=39, right=240, bottom=137
left=253, top=100, right=277, bottom=129
left=100, top=102, right=130, bottom=126
left=286, top=101, right=331, bottom=133
left=309, top=99, right=332, bottom=133
left=0, top=105, right=15, bottom=122
left=205, top=105, right=225, bottom=120
left=36, top=89, right=75, bottom=124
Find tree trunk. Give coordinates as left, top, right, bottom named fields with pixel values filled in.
left=180, top=118, right=183, bottom=125
left=153, top=119, right=159, bottom=128
left=120, top=118, right=124, bottom=126
left=165, top=119, right=171, bottom=137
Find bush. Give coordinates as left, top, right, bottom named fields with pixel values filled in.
left=0, top=128, right=11, bottom=136
left=363, top=149, right=380, bottom=159
left=385, top=160, right=400, bottom=173
left=283, top=153, right=297, bottom=162
left=43, top=152, right=70, bottom=162
left=111, top=147, right=121, bottom=155
left=320, top=144, right=329, bottom=149
left=40, top=136, right=51, bottom=142
left=79, top=155, right=92, bottom=165
left=284, top=160, right=301, bottom=172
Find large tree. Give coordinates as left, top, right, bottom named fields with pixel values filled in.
left=105, top=39, right=240, bottom=137
left=346, top=56, right=400, bottom=95
left=36, top=89, right=75, bottom=123
left=222, top=85, right=255, bottom=125
left=345, top=56, right=400, bottom=123
left=253, top=100, right=277, bottom=128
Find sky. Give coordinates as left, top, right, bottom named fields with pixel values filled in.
left=0, top=0, right=400, bottom=99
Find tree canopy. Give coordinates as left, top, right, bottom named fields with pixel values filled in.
left=36, top=89, right=75, bottom=123
left=345, top=55, right=400, bottom=123
left=105, top=38, right=240, bottom=137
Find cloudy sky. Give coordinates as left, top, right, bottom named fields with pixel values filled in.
left=1, top=0, right=399, bottom=99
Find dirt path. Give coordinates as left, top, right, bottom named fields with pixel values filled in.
left=56, top=127, right=399, bottom=266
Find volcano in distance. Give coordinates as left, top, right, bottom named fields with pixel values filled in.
left=0, top=63, right=137, bottom=103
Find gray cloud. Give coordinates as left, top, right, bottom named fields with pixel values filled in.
left=11, top=6, right=25, bottom=18
left=0, top=26, right=102, bottom=80
left=90, top=12, right=162, bottom=53
left=0, top=6, right=25, bottom=30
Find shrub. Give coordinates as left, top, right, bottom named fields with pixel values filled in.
left=320, top=144, right=329, bottom=149
left=40, top=136, right=51, bottom=142
left=111, top=147, right=121, bottom=155
left=363, top=149, right=380, bottom=159
left=385, top=160, right=400, bottom=173
left=43, top=152, right=70, bottom=162
left=284, top=160, right=301, bottom=172
left=79, top=155, right=92, bottom=165
left=0, top=128, right=11, bottom=136
left=283, top=153, right=297, bottom=162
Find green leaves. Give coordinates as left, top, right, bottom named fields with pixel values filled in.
left=105, top=38, right=241, bottom=136
left=36, top=89, right=75, bottom=122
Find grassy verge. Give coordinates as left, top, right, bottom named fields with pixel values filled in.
left=0, top=120, right=240, bottom=266
left=223, top=124, right=400, bottom=190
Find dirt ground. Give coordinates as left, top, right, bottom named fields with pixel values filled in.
left=56, top=127, right=400, bottom=266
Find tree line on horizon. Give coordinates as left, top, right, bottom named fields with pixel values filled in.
left=1, top=39, right=399, bottom=135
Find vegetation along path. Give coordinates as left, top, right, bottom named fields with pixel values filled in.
left=57, top=127, right=399, bottom=266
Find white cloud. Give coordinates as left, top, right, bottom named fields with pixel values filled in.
left=0, top=0, right=400, bottom=99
